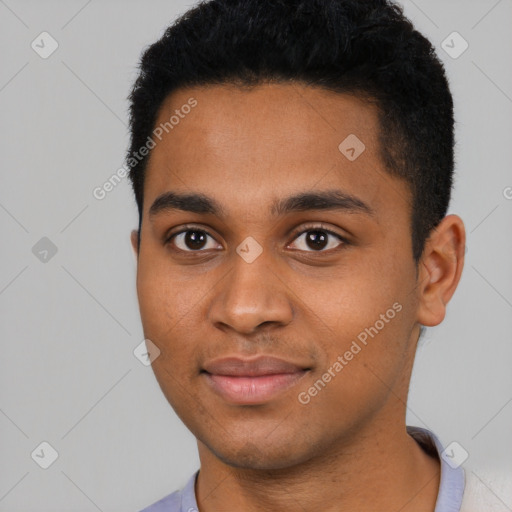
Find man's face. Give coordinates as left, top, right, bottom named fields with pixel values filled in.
left=133, top=83, right=423, bottom=469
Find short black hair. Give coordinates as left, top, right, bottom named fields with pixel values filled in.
left=126, top=0, right=454, bottom=261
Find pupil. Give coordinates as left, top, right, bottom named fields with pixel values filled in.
left=186, top=231, right=206, bottom=250
left=307, top=230, right=327, bottom=250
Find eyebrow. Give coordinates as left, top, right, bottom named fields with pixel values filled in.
left=148, top=189, right=375, bottom=219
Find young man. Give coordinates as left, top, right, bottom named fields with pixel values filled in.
left=127, top=1, right=471, bottom=510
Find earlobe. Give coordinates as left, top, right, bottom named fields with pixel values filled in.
left=416, top=215, right=466, bottom=327
left=130, top=229, right=139, bottom=261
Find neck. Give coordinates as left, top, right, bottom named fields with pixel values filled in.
left=195, top=414, right=440, bottom=512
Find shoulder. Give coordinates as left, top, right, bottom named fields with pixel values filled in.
left=138, top=470, right=199, bottom=512
left=138, top=489, right=182, bottom=512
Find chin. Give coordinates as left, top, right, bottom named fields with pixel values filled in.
left=203, top=434, right=313, bottom=471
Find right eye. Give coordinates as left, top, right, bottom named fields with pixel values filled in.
left=166, top=228, right=222, bottom=253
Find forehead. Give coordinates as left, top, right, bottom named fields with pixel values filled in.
left=143, top=83, right=409, bottom=220
left=151, top=82, right=380, bottom=157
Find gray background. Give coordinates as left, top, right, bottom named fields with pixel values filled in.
left=1, top=1, right=511, bottom=511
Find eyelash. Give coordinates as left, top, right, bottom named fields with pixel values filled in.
left=165, top=223, right=349, bottom=255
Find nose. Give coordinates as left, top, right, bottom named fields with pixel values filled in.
left=208, top=249, right=294, bottom=335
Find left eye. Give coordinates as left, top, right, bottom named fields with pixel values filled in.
left=289, top=229, right=345, bottom=252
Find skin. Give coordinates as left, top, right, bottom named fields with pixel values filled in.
left=130, top=83, right=466, bottom=512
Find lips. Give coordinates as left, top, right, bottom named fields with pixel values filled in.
left=202, top=355, right=308, bottom=377
left=201, top=355, right=310, bottom=404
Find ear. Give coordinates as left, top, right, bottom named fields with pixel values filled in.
left=130, top=229, right=139, bottom=262
left=416, top=214, right=466, bottom=327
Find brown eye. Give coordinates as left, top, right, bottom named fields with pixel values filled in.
left=289, top=228, right=346, bottom=252
left=169, top=229, right=220, bottom=252
left=305, top=230, right=328, bottom=250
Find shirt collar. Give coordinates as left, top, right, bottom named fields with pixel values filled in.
left=407, top=426, right=466, bottom=512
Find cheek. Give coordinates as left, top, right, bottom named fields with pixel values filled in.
left=136, top=260, right=222, bottom=381
left=137, top=257, right=196, bottom=330
left=137, top=271, right=171, bottom=336
left=302, top=271, right=414, bottom=411
left=329, top=270, right=413, bottom=378
left=137, top=270, right=202, bottom=412
left=295, top=308, right=412, bottom=433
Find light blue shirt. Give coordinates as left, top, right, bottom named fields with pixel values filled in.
left=139, top=426, right=465, bottom=512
